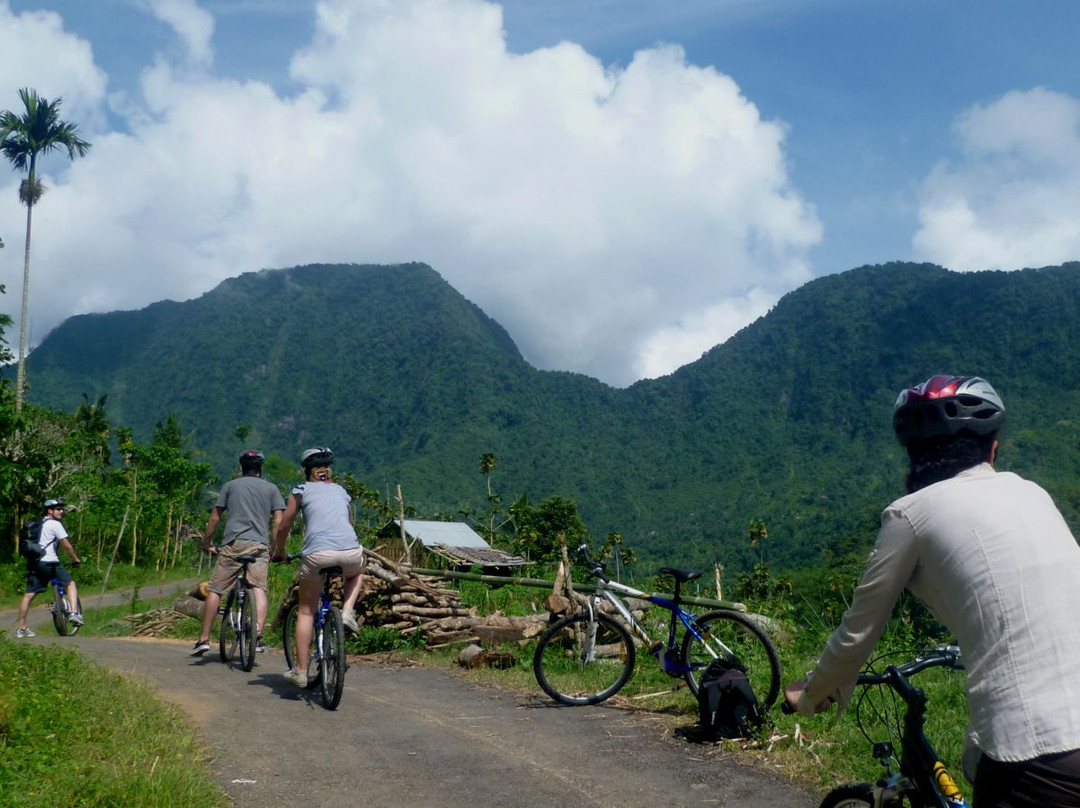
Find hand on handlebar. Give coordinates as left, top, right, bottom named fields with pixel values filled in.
left=782, top=679, right=834, bottom=715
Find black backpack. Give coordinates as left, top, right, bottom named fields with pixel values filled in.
left=18, top=518, right=45, bottom=561
left=691, top=657, right=764, bottom=741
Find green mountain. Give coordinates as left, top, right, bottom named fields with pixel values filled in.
left=22, top=261, right=1080, bottom=572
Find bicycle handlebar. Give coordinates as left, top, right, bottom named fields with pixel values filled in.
left=856, top=646, right=963, bottom=687
left=781, top=646, right=963, bottom=716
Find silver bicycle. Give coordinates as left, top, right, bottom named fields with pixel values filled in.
left=533, top=544, right=781, bottom=708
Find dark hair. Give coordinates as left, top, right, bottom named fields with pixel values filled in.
left=904, top=432, right=997, bottom=493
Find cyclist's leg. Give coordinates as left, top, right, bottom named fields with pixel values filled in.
left=17, top=562, right=44, bottom=630
left=201, top=548, right=241, bottom=643
left=241, top=545, right=271, bottom=637
left=292, top=572, right=322, bottom=675
left=974, top=747, right=1080, bottom=808
left=337, top=547, right=365, bottom=631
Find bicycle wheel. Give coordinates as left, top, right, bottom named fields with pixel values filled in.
left=52, top=586, right=70, bottom=636
left=319, top=606, right=346, bottom=709
left=219, top=588, right=240, bottom=663
left=533, top=611, right=636, bottom=705
left=239, top=589, right=258, bottom=672
left=283, top=604, right=319, bottom=686
left=681, top=610, right=781, bottom=710
left=819, top=783, right=876, bottom=807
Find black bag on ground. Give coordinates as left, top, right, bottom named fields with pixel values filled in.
left=18, top=518, right=45, bottom=561
left=681, top=657, right=764, bottom=742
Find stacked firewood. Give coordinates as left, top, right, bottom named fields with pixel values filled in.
left=358, top=548, right=548, bottom=646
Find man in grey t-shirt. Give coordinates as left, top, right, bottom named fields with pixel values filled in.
left=189, top=450, right=286, bottom=657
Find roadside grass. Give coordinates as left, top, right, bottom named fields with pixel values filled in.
left=0, top=637, right=228, bottom=808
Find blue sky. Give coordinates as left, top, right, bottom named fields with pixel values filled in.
left=2, top=0, right=1079, bottom=386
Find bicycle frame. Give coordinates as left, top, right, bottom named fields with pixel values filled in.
left=584, top=578, right=713, bottom=676
left=847, top=649, right=969, bottom=808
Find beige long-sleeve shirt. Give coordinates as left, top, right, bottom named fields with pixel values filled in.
left=801, top=463, right=1080, bottom=762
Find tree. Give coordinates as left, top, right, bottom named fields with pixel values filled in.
left=0, top=87, right=91, bottom=410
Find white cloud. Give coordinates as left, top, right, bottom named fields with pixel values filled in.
left=0, top=2, right=107, bottom=128
left=913, top=87, right=1080, bottom=271
left=0, top=0, right=821, bottom=386
left=141, top=0, right=215, bottom=70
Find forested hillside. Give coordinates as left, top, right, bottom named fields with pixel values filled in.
left=23, top=261, right=1080, bottom=574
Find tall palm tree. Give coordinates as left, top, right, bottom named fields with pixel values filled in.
left=0, top=87, right=91, bottom=410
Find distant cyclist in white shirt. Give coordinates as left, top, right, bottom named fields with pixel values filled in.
left=15, top=498, right=83, bottom=637
left=785, top=375, right=1080, bottom=807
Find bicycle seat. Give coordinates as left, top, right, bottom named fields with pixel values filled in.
left=657, top=567, right=702, bottom=583
left=320, top=565, right=343, bottom=576
left=235, top=554, right=258, bottom=565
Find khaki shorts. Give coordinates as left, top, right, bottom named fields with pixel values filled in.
left=207, top=541, right=270, bottom=595
left=298, top=548, right=364, bottom=586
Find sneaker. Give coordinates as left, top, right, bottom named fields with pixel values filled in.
left=257, top=638, right=269, bottom=654
left=68, top=612, right=85, bottom=627
left=189, top=639, right=211, bottom=657
left=14, top=627, right=36, bottom=638
left=342, top=608, right=359, bottom=633
left=284, top=668, right=308, bottom=688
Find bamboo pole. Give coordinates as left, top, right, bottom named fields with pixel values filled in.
left=408, top=567, right=746, bottom=612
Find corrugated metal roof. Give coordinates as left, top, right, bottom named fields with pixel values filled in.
left=396, top=520, right=491, bottom=548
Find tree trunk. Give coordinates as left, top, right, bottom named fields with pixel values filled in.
left=15, top=197, right=33, bottom=411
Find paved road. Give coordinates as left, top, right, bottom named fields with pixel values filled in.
left=5, top=585, right=821, bottom=808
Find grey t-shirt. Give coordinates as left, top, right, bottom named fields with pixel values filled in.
left=293, top=481, right=359, bottom=554
left=215, top=475, right=286, bottom=545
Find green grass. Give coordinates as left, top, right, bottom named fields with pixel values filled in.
left=0, top=638, right=228, bottom=808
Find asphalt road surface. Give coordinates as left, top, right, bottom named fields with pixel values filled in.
left=5, top=584, right=821, bottom=808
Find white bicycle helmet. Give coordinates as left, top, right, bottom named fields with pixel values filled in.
left=893, top=375, right=1005, bottom=446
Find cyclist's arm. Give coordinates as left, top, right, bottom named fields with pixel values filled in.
left=203, top=506, right=225, bottom=554
left=272, top=494, right=301, bottom=560
left=800, top=507, right=919, bottom=713
left=59, top=537, right=81, bottom=567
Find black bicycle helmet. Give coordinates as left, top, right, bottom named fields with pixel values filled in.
left=893, top=375, right=1005, bottom=446
left=239, top=449, right=265, bottom=468
left=300, top=446, right=334, bottom=470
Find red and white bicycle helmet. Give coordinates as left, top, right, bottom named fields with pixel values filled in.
left=893, top=375, right=1005, bottom=446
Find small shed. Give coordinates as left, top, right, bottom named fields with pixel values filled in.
left=378, top=519, right=527, bottom=570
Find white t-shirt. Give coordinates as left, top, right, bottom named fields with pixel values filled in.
left=38, top=518, right=68, bottom=564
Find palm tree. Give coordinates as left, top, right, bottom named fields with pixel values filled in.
left=0, top=88, right=91, bottom=410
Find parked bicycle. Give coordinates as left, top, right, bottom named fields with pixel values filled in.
left=280, top=554, right=348, bottom=710
left=805, top=645, right=969, bottom=808
left=219, top=554, right=259, bottom=672
left=532, top=544, right=781, bottom=708
left=50, top=570, right=83, bottom=637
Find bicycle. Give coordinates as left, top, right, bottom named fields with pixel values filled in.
left=49, top=570, right=83, bottom=637
left=532, top=544, right=781, bottom=708
left=280, top=554, right=347, bottom=710
left=219, top=554, right=260, bottom=672
left=807, top=646, right=969, bottom=808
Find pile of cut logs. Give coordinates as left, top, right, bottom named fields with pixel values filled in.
left=266, top=547, right=551, bottom=648
left=356, top=548, right=550, bottom=647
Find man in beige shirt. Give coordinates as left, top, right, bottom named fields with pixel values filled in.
left=786, top=376, right=1080, bottom=807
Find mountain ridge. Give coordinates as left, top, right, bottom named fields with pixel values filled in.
left=22, top=260, right=1080, bottom=571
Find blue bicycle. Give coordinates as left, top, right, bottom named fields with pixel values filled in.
left=280, top=554, right=347, bottom=710
left=533, top=544, right=781, bottom=707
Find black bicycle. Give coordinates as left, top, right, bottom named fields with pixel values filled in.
left=812, top=646, right=969, bottom=808
left=219, top=554, right=259, bottom=672
left=50, top=570, right=83, bottom=637
left=280, top=555, right=347, bottom=710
